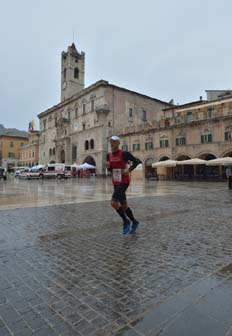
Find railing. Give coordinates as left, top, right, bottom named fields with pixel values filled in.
left=95, top=104, right=110, bottom=113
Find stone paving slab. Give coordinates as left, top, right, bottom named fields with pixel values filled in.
left=0, top=181, right=232, bottom=335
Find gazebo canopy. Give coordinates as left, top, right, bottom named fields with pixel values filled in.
left=206, top=157, right=232, bottom=166
left=152, top=160, right=176, bottom=168
left=176, top=158, right=206, bottom=165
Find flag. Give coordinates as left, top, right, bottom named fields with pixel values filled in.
left=31, top=119, right=35, bottom=131
left=28, top=119, right=35, bottom=132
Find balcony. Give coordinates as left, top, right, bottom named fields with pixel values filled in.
left=95, top=104, right=110, bottom=114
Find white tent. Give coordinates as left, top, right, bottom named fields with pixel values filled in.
left=206, top=157, right=232, bottom=166
left=176, top=158, right=206, bottom=165
left=75, top=162, right=96, bottom=170
left=152, top=160, right=177, bottom=168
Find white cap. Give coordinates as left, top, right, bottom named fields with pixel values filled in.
left=110, top=135, right=120, bottom=142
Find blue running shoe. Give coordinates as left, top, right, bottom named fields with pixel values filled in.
left=122, top=220, right=131, bottom=234
left=130, top=220, right=139, bottom=234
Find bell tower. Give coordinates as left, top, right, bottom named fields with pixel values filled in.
left=61, top=43, right=85, bottom=102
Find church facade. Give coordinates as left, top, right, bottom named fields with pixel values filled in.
left=37, top=43, right=170, bottom=174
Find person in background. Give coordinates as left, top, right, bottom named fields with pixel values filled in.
left=107, top=135, right=142, bottom=234
left=226, top=165, right=232, bottom=189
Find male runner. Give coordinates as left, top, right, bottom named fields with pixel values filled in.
left=107, top=135, right=142, bottom=234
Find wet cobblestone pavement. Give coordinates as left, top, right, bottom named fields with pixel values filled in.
left=1, top=179, right=232, bottom=335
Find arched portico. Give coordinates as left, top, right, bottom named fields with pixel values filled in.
left=159, top=156, right=171, bottom=161
left=220, top=150, right=232, bottom=158
left=197, top=153, right=219, bottom=179
left=174, top=154, right=192, bottom=178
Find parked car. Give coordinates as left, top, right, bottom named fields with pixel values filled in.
left=18, top=168, right=31, bottom=179
left=15, top=167, right=28, bottom=178
left=65, top=165, right=72, bottom=178
left=0, top=167, right=7, bottom=180
left=40, top=163, right=67, bottom=179
left=26, top=165, right=45, bottom=180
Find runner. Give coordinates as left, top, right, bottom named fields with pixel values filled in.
left=107, top=135, right=142, bottom=234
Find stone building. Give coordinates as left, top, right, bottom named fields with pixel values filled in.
left=19, top=131, right=40, bottom=167
left=118, top=91, right=232, bottom=178
left=37, top=43, right=170, bottom=174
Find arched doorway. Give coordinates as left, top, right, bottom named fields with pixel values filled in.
left=199, top=153, right=218, bottom=179
left=82, top=156, right=96, bottom=178
left=83, top=156, right=96, bottom=166
left=61, top=150, right=65, bottom=163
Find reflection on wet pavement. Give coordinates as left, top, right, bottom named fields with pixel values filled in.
left=0, top=178, right=232, bottom=335
left=0, top=177, right=230, bottom=210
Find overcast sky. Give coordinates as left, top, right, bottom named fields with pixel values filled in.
left=1, top=0, right=232, bottom=131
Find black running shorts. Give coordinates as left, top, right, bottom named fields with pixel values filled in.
left=112, top=184, right=129, bottom=205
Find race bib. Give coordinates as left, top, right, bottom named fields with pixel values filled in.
left=112, top=169, right=122, bottom=182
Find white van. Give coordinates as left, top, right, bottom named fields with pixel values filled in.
left=41, top=164, right=66, bottom=179
left=65, top=165, right=72, bottom=178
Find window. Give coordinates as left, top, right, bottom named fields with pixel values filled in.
left=122, top=145, right=128, bottom=151
left=108, top=121, right=111, bottom=127
left=90, top=139, right=94, bottom=149
left=68, top=111, right=70, bottom=120
left=201, top=134, right=212, bottom=143
left=133, top=143, right=140, bottom=151
left=75, top=108, right=78, bottom=118
left=64, top=68, right=66, bottom=79
left=83, top=103, right=86, bottom=114
left=48, top=166, right=55, bottom=171
left=85, top=140, right=89, bottom=150
left=160, top=139, right=169, bottom=148
left=49, top=148, right=52, bottom=156
left=21, top=142, right=24, bottom=147
left=176, top=137, right=186, bottom=146
left=53, top=148, right=56, bottom=155
left=129, top=108, right=133, bottom=117
left=91, top=100, right=95, bottom=111
left=10, top=141, right=14, bottom=147
left=8, top=152, right=15, bottom=158
left=43, top=119, right=47, bottom=130
left=72, top=145, right=77, bottom=160
left=0, top=141, right=2, bottom=147
left=74, top=67, right=79, bottom=79
left=32, top=152, right=34, bottom=158
left=225, top=131, right=232, bottom=141
left=83, top=123, right=86, bottom=130
left=208, top=107, right=215, bottom=118
left=142, top=110, right=147, bottom=121
left=186, top=111, right=193, bottom=122
left=145, top=142, right=153, bottom=150
left=0, top=151, right=2, bottom=159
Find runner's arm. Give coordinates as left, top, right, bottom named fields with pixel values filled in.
left=106, top=153, right=112, bottom=172
left=122, top=152, right=142, bottom=172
